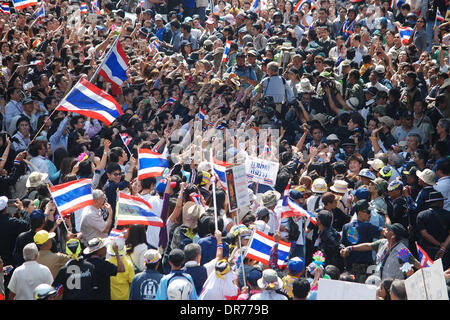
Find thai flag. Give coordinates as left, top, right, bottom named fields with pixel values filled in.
left=30, top=60, right=43, bottom=66
left=249, top=0, right=259, bottom=12
left=160, top=97, right=177, bottom=110
left=216, top=123, right=225, bottom=130
left=120, top=133, right=132, bottom=146
left=245, top=230, right=291, bottom=268
left=55, top=285, right=64, bottom=297
left=99, top=40, right=128, bottom=95
left=222, top=40, right=232, bottom=63
left=294, top=0, right=315, bottom=13
left=416, top=242, right=434, bottom=268
left=34, top=1, right=45, bottom=21
left=12, top=0, right=37, bottom=10
left=264, top=141, right=270, bottom=156
left=190, top=192, right=202, bottom=205
left=398, top=26, right=413, bottom=45
left=108, top=228, right=128, bottom=242
left=57, top=77, right=123, bottom=126
left=198, top=108, right=206, bottom=120
left=116, top=192, right=163, bottom=227
left=91, top=0, right=100, bottom=14
left=0, top=2, right=10, bottom=14
left=213, top=157, right=231, bottom=191
left=436, top=8, right=445, bottom=22
left=138, top=148, right=169, bottom=180
left=49, top=179, right=94, bottom=217
left=80, top=2, right=88, bottom=14
left=137, top=0, right=144, bottom=7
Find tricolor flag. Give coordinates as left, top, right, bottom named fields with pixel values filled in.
left=436, top=8, right=445, bottom=22
left=98, top=40, right=128, bottom=96
left=198, top=108, right=206, bottom=120
left=30, top=60, right=43, bottom=66
left=55, top=285, right=64, bottom=297
left=80, top=2, right=88, bottom=14
left=33, top=1, right=45, bottom=22
left=137, top=0, right=144, bottom=7
left=57, top=77, right=123, bottom=126
left=281, top=195, right=317, bottom=225
left=398, top=26, right=413, bottom=45
left=138, top=148, right=169, bottom=180
left=12, top=0, right=37, bottom=10
left=116, top=192, right=163, bottom=227
left=213, top=157, right=231, bottom=191
left=222, top=40, right=232, bottom=63
left=108, top=228, right=128, bottom=241
left=190, top=192, right=202, bottom=205
left=120, top=133, right=132, bottom=146
left=160, top=97, right=177, bottom=110
left=294, top=0, right=315, bottom=13
left=49, top=178, right=94, bottom=217
left=249, top=0, right=259, bottom=12
left=91, top=0, right=100, bottom=14
left=416, top=242, right=434, bottom=268
left=0, top=2, right=10, bottom=14
left=245, top=230, right=291, bottom=268
left=264, top=141, right=270, bottom=156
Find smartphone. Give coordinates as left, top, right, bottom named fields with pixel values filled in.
left=189, top=96, right=194, bottom=104
left=4, top=266, right=13, bottom=274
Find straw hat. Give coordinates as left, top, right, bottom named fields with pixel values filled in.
left=26, top=172, right=48, bottom=188
left=182, top=202, right=204, bottom=228
left=416, top=169, right=436, bottom=186
left=311, top=178, right=327, bottom=194
left=298, top=78, right=314, bottom=93
left=330, top=180, right=348, bottom=194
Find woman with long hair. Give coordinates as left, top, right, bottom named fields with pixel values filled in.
left=125, top=224, right=149, bottom=273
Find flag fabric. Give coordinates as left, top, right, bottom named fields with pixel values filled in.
left=12, top=0, right=37, bottom=10
left=212, top=157, right=231, bottom=191
left=98, top=40, right=128, bottom=95
left=264, top=141, right=270, bottom=156
left=245, top=230, right=291, bottom=268
left=120, top=133, right=132, bottom=146
left=0, top=2, right=10, bottom=14
left=294, top=0, right=315, bottom=12
left=416, top=242, right=434, bottom=268
left=138, top=148, right=169, bottom=180
left=57, top=77, right=123, bottom=125
left=137, top=0, right=144, bottom=7
left=80, top=2, right=88, bottom=14
left=116, top=192, right=163, bottom=227
left=249, top=0, right=259, bottom=12
left=398, top=26, right=413, bottom=45
left=49, top=178, right=94, bottom=217
left=108, top=228, right=128, bottom=242
left=436, top=8, right=445, bottom=22
left=30, top=60, right=43, bottom=66
left=160, top=97, right=177, bottom=110
left=190, top=192, right=202, bottom=205
left=91, top=0, right=100, bottom=14
left=198, top=108, right=206, bottom=120
left=222, top=40, right=232, bottom=63
left=55, top=285, right=64, bottom=297
left=34, top=1, right=45, bottom=21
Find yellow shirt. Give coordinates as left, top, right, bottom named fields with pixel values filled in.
left=107, top=255, right=135, bottom=300
left=282, top=274, right=300, bottom=299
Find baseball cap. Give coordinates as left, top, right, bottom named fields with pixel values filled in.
left=375, top=65, right=386, bottom=74
left=22, top=96, right=34, bottom=104
left=368, top=159, right=384, bottom=171
left=0, top=196, right=7, bottom=211
left=33, top=230, right=56, bottom=245
left=144, top=249, right=161, bottom=264
left=288, top=257, right=305, bottom=274
left=154, top=14, right=164, bottom=21
left=247, top=267, right=263, bottom=286
left=364, top=86, right=378, bottom=96
left=289, top=190, right=304, bottom=200
left=353, top=187, right=369, bottom=200
left=30, top=209, right=45, bottom=222
left=388, top=180, right=403, bottom=192
left=386, top=223, right=407, bottom=239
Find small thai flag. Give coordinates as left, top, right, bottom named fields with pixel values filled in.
left=416, top=242, right=434, bottom=268
left=216, top=123, right=225, bottom=130
left=34, top=1, right=45, bottom=20
left=190, top=193, right=202, bottom=205
left=120, top=133, right=132, bottom=146
left=49, top=178, right=94, bottom=217
left=137, top=0, right=144, bottom=7
left=213, top=157, right=231, bottom=191
left=222, top=40, right=232, bottom=63
left=246, top=230, right=291, bottom=268
left=160, top=97, right=177, bottom=110
left=198, top=108, right=206, bottom=120
left=436, top=8, right=445, bottom=22
left=91, top=0, right=100, bottom=14
left=80, top=2, right=88, bottom=14
left=30, top=60, right=43, bottom=66
left=398, top=26, right=413, bottom=45
left=108, top=228, right=128, bottom=241
left=294, top=0, right=315, bottom=12
left=116, top=192, right=163, bottom=227
left=12, top=0, right=37, bottom=10
left=138, top=148, right=169, bottom=180
left=264, top=141, right=270, bottom=156
left=98, top=40, right=128, bottom=96
left=249, top=0, right=259, bottom=12
left=0, top=2, right=10, bottom=14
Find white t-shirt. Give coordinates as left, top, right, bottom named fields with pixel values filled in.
left=145, top=195, right=163, bottom=248
left=8, top=261, right=53, bottom=300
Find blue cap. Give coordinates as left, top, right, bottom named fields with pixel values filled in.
left=289, top=190, right=304, bottom=200
left=288, top=257, right=305, bottom=273
left=155, top=179, right=167, bottom=194
left=30, top=209, right=45, bottom=221
left=247, top=268, right=263, bottom=285
left=388, top=180, right=403, bottom=192
left=353, top=187, right=369, bottom=200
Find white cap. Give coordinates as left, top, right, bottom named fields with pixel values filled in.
left=0, top=196, right=8, bottom=211
left=154, top=14, right=164, bottom=21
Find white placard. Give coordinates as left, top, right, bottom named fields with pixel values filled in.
left=405, top=259, right=449, bottom=300
left=245, top=156, right=279, bottom=187
left=317, top=278, right=377, bottom=300
left=405, top=268, right=428, bottom=300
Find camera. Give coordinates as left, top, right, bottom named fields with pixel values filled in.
left=322, top=79, right=334, bottom=89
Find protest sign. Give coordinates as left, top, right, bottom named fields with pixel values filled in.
left=406, top=259, right=449, bottom=300
left=317, top=278, right=377, bottom=300
left=245, top=156, right=279, bottom=187
left=225, top=164, right=250, bottom=212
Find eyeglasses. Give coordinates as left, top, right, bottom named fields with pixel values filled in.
left=112, top=172, right=121, bottom=176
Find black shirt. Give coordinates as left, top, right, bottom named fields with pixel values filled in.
left=0, top=214, right=29, bottom=266
left=417, top=207, right=450, bottom=249
left=87, top=256, right=118, bottom=300
left=52, top=258, right=98, bottom=300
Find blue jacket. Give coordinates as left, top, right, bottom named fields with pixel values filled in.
left=155, top=270, right=198, bottom=300
left=129, top=269, right=163, bottom=300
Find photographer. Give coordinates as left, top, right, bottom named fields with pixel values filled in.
left=226, top=51, right=257, bottom=90
left=317, top=71, right=352, bottom=115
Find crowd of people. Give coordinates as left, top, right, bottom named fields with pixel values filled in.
left=0, top=0, right=449, bottom=301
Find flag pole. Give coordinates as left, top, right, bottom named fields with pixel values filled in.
left=234, top=213, right=246, bottom=287
left=90, top=35, right=120, bottom=83
left=210, top=148, right=219, bottom=231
